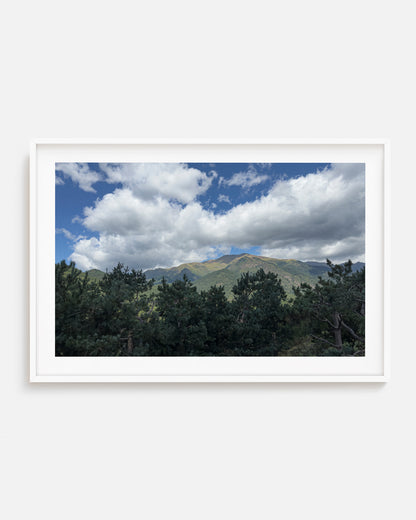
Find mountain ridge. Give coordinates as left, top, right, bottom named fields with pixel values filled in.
left=85, top=254, right=365, bottom=298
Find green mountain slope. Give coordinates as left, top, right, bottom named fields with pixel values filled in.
left=85, top=269, right=105, bottom=281
left=194, top=255, right=327, bottom=297
left=85, top=254, right=364, bottom=299
left=144, top=254, right=246, bottom=283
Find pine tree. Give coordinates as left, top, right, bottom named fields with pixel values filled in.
left=96, top=263, right=154, bottom=354
left=55, top=260, right=100, bottom=355
left=231, top=268, right=288, bottom=355
left=156, top=275, right=207, bottom=355
left=292, top=260, right=365, bottom=356
left=201, top=285, right=233, bottom=354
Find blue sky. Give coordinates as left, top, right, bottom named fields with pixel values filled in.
left=56, top=162, right=365, bottom=271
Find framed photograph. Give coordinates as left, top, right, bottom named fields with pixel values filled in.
left=30, top=139, right=390, bottom=382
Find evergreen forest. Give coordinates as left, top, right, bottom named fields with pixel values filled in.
left=55, top=256, right=365, bottom=357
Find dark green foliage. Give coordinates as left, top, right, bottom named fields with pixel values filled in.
left=154, top=276, right=207, bottom=356
left=55, top=258, right=365, bottom=357
left=201, top=285, right=234, bottom=354
left=230, top=269, right=289, bottom=355
left=291, top=260, right=365, bottom=356
left=55, top=261, right=154, bottom=356
left=55, top=260, right=101, bottom=355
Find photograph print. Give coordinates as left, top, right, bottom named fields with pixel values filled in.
left=55, top=162, right=365, bottom=357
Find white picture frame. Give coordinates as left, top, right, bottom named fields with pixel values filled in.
left=30, top=139, right=390, bottom=383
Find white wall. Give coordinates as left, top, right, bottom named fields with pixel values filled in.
left=0, top=1, right=413, bottom=519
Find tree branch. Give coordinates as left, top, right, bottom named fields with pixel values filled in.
left=318, top=317, right=337, bottom=329
left=340, top=319, right=364, bottom=342
left=353, top=310, right=365, bottom=319
left=310, top=334, right=338, bottom=348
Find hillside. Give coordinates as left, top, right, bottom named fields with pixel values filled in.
left=144, top=254, right=364, bottom=298
left=85, top=269, right=105, bottom=281
left=85, top=254, right=364, bottom=299
left=193, top=255, right=321, bottom=296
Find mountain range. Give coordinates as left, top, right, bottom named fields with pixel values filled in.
left=86, top=254, right=365, bottom=298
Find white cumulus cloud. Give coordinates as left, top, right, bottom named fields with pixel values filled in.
left=56, top=228, right=87, bottom=244
left=100, top=163, right=215, bottom=204
left=68, top=163, right=365, bottom=270
left=55, top=163, right=103, bottom=193
left=220, top=165, right=269, bottom=189
left=218, top=194, right=231, bottom=204
left=56, top=228, right=76, bottom=241
left=56, top=162, right=216, bottom=203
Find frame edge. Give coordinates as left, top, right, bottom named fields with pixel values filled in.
left=30, top=141, right=38, bottom=382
